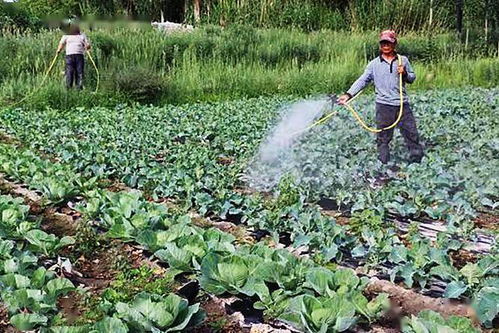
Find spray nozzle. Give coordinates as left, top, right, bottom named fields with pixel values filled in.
left=327, top=94, right=338, bottom=107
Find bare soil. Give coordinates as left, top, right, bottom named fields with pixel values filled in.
left=474, top=213, right=498, bottom=231
left=105, top=180, right=135, bottom=193
left=0, top=132, right=20, bottom=145
left=0, top=306, right=19, bottom=333
left=366, top=278, right=474, bottom=320
left=58, top=291, right=84, bottom=324
left=72, top=242, right=126, bottom=292
left=41, top=207, right=79, bottom=237
left=217, top=156, right=235, bottom=166
left=194, top=296, right=247, bottom=333
left=450, top=248, right=478, bottom=269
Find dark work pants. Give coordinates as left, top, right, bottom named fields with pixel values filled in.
left=375, top=102, right=424, bottom=164
left=65, top=54, right=84, bottom=89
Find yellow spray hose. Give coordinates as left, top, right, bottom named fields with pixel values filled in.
left=291, top=111, right=339, bottom=136
left=343, top=54, right=404, bottom=133
left=86, top=50, right=100, bottom=94
left=7, top=52, right=60, bottom=107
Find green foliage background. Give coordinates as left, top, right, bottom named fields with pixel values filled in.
left=2, top=0, right=498, bottom=36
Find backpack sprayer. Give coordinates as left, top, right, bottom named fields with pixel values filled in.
left=293, top=54, right=404, bottom=136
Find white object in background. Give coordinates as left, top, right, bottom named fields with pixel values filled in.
left=151, top=21, right=194, bottom=33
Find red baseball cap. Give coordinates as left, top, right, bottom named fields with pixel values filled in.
left=379, top=30, right=397, bottom=44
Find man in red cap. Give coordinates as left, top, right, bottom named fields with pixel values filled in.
left=338, top=30, right=423, bottom=165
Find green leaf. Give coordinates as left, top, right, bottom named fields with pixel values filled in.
left=217, top=256, right=249, bottom=288
left=304, top=267, right=335, bottom=296
left=114, top=292, right=204, bottom=331
left=10, top=313, right=48, bottom=331
left=472, top=287, right=499, bottom=327
left=389, top=245, right=408, bottom=263
left=16, top=274, right=31, bottom=288
left=31, top=267, right=50, bottom=289
left=45, top=278, right=75, bottom=297
left=91, top=317, right=128, bottom=333
left=402, top=310, right=480, bottom=333
left=334, top=268, right=360, bottom=291
left=167, top=303, right=205, bottom=332
left=0, top=240, right=14, bottom=258
left=25, top=229, right=56, bottom=255
left=136, top=295, right=174, bottom=328
left=48, top=326, right=92, bottom=333
left=154, top=243, right=195, bottom=272
left=460, top=263, right=483, bottom=287
left=443, top=281, right=467, bottom=299
left=58, top=236, right=76, bottom=249
left=334, top=316, right=357, bottom=332
left=3, top=258, right=18, bottom=273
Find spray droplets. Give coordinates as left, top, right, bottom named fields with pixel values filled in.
left=245, top=97, right=331, bottom=191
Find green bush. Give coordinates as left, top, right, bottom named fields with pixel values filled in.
left=113, top=66, right=165, bottom=104
left=92, top=33, right=117, bottom=59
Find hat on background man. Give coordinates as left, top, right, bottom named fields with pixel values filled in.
left=379, top=30, right=397, bottom=44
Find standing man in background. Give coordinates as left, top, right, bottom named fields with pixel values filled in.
left=338, top=30, right=424, bottom=165
left=56, top=23, right=91, bottom=90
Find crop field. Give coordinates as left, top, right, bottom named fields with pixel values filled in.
left=0, top=0, right=498, bottom=330
left=0, top=85, right=497, bottom=332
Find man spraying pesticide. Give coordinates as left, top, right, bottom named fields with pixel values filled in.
left=56, top=23, right=91, bottom=90
left=337, top=30, right=424, bottom=165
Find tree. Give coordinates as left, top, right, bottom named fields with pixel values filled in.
left=455, top=0, right=463, bottom=33
left=193, top=0, right=201, bottom=23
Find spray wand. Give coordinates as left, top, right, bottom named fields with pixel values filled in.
left=289, top=94, right=339, bottom=137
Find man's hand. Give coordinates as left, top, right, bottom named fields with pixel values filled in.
left=397, top=65, right=406, bottom=75
left=337, top=94, right=351, bottom=105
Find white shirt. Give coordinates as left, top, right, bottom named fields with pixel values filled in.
left=59, top=34, right=90, bottom=55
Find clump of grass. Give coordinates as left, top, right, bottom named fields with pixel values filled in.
left=111, top=66, right=166, bottom=104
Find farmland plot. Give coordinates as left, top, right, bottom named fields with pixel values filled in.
left=0, top=143, right=394, bottom=332
left=0, top=89, right=497, bottom=227
left=0, top=87, right=497, bottom=332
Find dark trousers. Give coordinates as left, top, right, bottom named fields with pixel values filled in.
left=375, top=102, right=424, bottom=164
left=65, top=54, right=84, bottom=89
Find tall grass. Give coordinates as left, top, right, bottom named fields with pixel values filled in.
left=0, top=25, right=497, bottom=108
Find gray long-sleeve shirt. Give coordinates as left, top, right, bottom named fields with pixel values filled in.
left=347, top=54, right=416, bottom=106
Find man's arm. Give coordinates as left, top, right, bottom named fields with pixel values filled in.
left=402, top=57, right=416, bottom=84
left=83, top=34, right=91, bottom=51
left=56, top=36, right=66, bottom=54
left=338, top=62, right=374, bottom=104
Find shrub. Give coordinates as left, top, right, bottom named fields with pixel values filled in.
left=93, top=34, right=117, bottom=59
left=113, top=66, right=165, bottom=104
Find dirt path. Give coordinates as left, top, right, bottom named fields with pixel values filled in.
left=366, top=278, right=474, bottom=319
